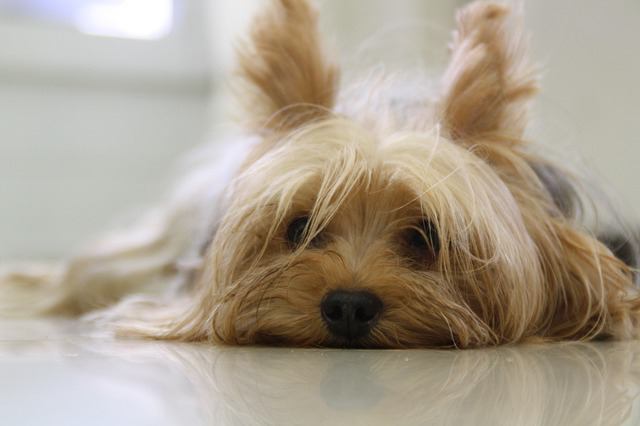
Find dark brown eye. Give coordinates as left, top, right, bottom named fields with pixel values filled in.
left=286, top=216, right=326, bottom=249
left=403, top=219, right=440, bottom=264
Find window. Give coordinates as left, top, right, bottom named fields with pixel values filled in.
left=0, top=0, right=209, bottom=86
left=0, top=0, right=174, bottom=40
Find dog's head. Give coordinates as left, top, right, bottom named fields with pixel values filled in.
left=180, top=0, right=638, bottom=348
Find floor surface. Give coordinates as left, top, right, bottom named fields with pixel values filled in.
left=1, top=319, right=640, bottom=426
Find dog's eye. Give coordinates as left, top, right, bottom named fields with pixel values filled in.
left=403, top=219, right=440, bottom=264
left=286, top=216, right=325, bottom=249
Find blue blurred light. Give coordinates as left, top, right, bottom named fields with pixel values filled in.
left=0, top=0, right=174, bottom=40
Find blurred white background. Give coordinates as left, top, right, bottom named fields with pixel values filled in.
left=0, top=0, right=638, bottom=260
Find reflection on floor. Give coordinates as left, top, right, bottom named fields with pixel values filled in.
left=1, top=319, right=640, bottom=426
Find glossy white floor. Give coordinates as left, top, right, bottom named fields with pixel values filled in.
left=2, top=319, right=640, bottom=426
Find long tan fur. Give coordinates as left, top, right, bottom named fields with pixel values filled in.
left=1, top=0, right=638, bottom=348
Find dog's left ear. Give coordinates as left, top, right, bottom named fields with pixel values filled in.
left=236, top=0, right=339, bottom=132
left=439, top=2, right=537, bottom=141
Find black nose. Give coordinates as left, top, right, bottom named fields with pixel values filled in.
left=321, top=290, right=383, bottom=340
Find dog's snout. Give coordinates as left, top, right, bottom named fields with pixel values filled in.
left=321, top=290, right=382, bottom=340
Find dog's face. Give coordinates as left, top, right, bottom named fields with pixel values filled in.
left=206, top=121, right=545, bottom=348
left=179, top=1, right=638, bottom=348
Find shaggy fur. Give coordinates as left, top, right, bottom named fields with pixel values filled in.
left=1, top=0, right=639, bottom=348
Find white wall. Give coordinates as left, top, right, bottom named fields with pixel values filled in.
left=0, top=83, right=210, bottom=258
left=1, top=0, right=638, bottom=260
left=527, top=0, right=640, bottom=218
left=0, top=0, right=212, bottom=260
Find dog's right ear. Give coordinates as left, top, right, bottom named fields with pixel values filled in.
left=236, top=0, right=339, bottom=132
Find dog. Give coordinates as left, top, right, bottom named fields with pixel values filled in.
left=2, top=0, right=639, bottom=348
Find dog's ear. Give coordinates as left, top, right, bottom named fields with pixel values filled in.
left=439, top=2, right=537, bottom=141
left=236, top=0, right=339, bottom=132
left=541, top=224, right=640, bottom=341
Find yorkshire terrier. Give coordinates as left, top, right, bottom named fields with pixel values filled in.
left=2, top=0, right=639, bottom=348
